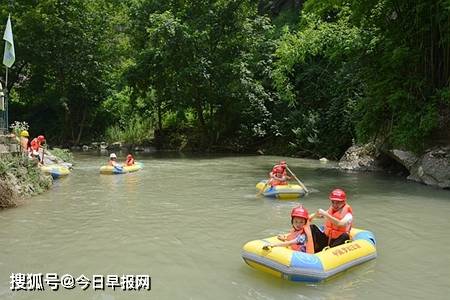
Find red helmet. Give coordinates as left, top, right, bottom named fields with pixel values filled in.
left=291, top=206, right=309, bottom=220
left=329, top=188, right=347, bottom=202
left=37, top=135, right=46, bottom=142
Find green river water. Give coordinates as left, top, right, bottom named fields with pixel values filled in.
left=1, top=153, right=449, bottom=299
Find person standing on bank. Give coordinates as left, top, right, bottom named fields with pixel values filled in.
left=310, top=188, right=353, bottom=251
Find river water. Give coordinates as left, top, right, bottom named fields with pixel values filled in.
left=0, top=153, right=449, bottom=300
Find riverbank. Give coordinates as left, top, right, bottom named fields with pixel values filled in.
left=0, top=154, right=52, bottom=209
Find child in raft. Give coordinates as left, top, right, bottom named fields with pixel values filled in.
left=125, top=154, right=135, bottom=166
left=263, top=206, right=317, bottom=253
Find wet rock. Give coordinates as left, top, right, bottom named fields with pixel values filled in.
left=338, top=143, right=382, bottom=171
left=82, top=145, right=89, bottom=151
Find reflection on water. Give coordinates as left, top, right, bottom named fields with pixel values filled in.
left=0, top=153, right=449, bottom=300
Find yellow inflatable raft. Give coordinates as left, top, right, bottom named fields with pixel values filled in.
left=99, top=162, right=143, bottom=175
left=242, top=228, right=376, bottom=282
left=40, top=164, right=71, bottom=179
left=256, top=180, right=306, bottom=199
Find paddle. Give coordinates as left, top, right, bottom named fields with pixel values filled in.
left=256, top=180, right=270, bottom=197
left=286, top=166, right=309, bottom=194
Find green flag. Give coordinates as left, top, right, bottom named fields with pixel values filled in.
left=3, top=14, right=15, bottom=68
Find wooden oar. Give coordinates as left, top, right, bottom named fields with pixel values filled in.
left=286, top=166, right=309, bottom=194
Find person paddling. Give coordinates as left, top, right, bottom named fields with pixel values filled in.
left=268, top=160, right=291, bottom=186
left=310, top=188, right=353, bottom=250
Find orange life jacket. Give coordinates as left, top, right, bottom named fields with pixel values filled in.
left=126, top=158, right=135, bottom=166
left=269, top=166, right=288, bottom=186
left=286, top=223, right=314, bottom=253
left=324, top=204, right=353, bottom=240
left=30, top=138, right=41, bottom=151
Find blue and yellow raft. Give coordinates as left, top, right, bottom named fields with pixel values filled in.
left=40, top=164, right=71, bottom=179
left=99, top=162, right=143, bottom=175
left=256, top=180, right=306, bottom=200
left=242, top=228, right=377, bottom=282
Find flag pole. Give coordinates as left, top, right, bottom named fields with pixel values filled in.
left=5, top=66, right=8, bottom=132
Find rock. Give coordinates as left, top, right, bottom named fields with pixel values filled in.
left=388, top=149, right=419, bottom=169
left=0, top=143, right=8, bottom=153
left=389, top=146, right=450, bottom=189
left=107, top=142, right=122, bottom=151
left=143, top=146, right=156, bottom=153
left=256, top=149, right=264, bottom=155
left=319, top=157, right=328, bottom=163
left=82, top=145, right=89, bottom=151
left=338, top=143, right=382, bottom=171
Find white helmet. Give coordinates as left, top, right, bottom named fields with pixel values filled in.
left=109, top=153, right=117, bottom=159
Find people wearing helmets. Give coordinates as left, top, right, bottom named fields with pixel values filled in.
left=310, top=188, right=353, bottom=251
left=268, top=160, right=291, bottom=186
left=19, top=130, right=30, bottom=155
left=30, top=135, right=46, bottom=163
left=262, top=205, right=316, bottom=253
left=125, top=154, right=135, bottom=166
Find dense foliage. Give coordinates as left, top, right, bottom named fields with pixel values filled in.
left=1, top=0, right=448, bottom=157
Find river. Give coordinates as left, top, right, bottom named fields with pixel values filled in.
left=1, top=153, right=449, bottom=299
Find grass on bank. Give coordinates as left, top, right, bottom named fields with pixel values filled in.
left=0, top=154, right=52, bottom=209
left=105, top=117, right=154, bottom=146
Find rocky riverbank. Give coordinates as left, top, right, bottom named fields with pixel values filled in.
left=0, top=154, right=52, bottom=209
left=339, top=143, right=450, bottom=189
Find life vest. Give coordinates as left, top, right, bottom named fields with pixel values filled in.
left=126, top=158, right=135, bottom=166
left=269, top=166, right=288, bottom=186
left=286, top=223, right=314, bottom=253
left=30, top=138, right=41, bottom=151
left=272, top=165, right=287, bottom=176
left=324, top=204, right=353, bottom=240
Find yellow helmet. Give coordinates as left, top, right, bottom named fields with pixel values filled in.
left=20, top=130, right=29, bottom=137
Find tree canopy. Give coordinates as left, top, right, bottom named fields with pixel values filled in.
left=1, top=0, right=448, bottom=156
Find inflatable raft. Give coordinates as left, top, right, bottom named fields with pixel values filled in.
left=99, top=162, right=143, bottom=175
left=256, top=180, right=306, bottom=199
left=242, top=228, right=376, bottom=282
left=40, top=164, right=71, bottom=179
